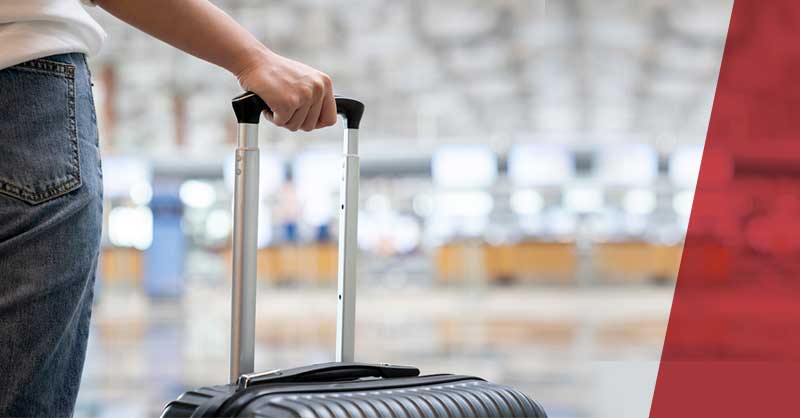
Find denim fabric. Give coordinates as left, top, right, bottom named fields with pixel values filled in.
left=0, top=53, right=102, bottom=418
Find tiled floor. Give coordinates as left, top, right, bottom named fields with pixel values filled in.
left=74, top=283, right=673, bottom=418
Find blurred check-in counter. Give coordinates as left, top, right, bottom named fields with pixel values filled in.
left=591, top=241, right=683, bottom=283
left=100, top=247, right=144, bottom=285
left=435, top=240, right=578, bottom=284
left=259, top=244, right=338, bottom=285
left=224, top=244, right=339, bottom=285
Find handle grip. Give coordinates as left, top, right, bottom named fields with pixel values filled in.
left=237, top=362, right=420, bottom=389
left=232, top=91, right=364, bottom=129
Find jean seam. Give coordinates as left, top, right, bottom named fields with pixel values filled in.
left=0, top=61, right=82, bottom=205
left=11, top=58, right=75, bottom=77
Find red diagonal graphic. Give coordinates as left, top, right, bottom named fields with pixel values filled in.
left=650, top=1, right=800, bottom=417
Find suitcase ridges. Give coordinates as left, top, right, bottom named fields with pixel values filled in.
left=502, top=385, right=545, bottom=417
left=160, top=385, right=236, bottom=418
left=490, top=385, right=526, bottom=417
left=217, top=373, right=477, bottom=416
left=456, top=384, right=503, bottom=417
left=435, top=384, right=483, bottom=417
left=238, top=379, right=547, bottom=418
left=377, top=391, right=426, bottom=418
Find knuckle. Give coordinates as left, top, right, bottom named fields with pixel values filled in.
left=284, top=95, right=300, bottom=109
left=312, top=79, right=324, bottom=94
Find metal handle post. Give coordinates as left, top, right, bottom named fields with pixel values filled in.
left=230, top=123, right=260, bottom=383
left=336, top=127, right=359, bottom=362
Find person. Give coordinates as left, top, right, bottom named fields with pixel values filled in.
left=0, top=0, right=336, bottom=416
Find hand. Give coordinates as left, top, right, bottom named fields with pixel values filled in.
left=236, top=50, right=337, bottom=131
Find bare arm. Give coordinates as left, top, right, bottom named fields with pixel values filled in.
left=95, top=0, right=336, bottom=131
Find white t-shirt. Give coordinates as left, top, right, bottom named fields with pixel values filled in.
left=0, top=0, right=105, bottom=70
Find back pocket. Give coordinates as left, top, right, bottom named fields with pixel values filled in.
left=0, top=58, right=82, bottom=205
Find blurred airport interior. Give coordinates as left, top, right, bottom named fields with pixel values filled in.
left=75, top=1, right=734, bottom=417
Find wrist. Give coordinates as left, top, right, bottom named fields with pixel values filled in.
left=230, top=44, right=274, bottom=80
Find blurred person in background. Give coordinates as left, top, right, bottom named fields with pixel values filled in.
left=276, top=172, right=301, bottom=243
left=0, top=0, right=336, bottom=416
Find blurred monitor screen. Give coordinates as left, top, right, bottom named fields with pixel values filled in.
left=564, top=186, right=604, bottom=213
left=595, top=144, right=658, bottom=186
left=102, top=156, right=152, bottom=200
left=432, top=145, right=498, bottom=188
left=292, top=150, right=340, bottom=226
left=669, top=144, right=704, bottom=188
left=436, top=191, right=494, bottom=217
left=507, top=144, right=575, bottom=186
left=292, top=150, right=340, bottom=196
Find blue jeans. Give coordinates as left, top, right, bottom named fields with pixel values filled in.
left=0, top=53, right=102, bottom=417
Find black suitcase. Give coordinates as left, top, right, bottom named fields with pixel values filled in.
left=160, top=92, right=547, bottom=418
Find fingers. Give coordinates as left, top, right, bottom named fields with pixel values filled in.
left=270, top=94, right=298, bottom=127
left=262, top=109, right=275, bottom=124
left=297, top=73, right=335, bottom=131
left=285, top=99, right=311, bottom=132
left=316, top=85, right=337, bottom=129
left=302, top=86, right=324, bottom=132
left=273, top=74, right=334, bottom=132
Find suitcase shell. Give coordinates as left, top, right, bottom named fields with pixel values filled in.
left=160, top=93, right=547, bottom=418
left=163, top=368, right=546, bottom=418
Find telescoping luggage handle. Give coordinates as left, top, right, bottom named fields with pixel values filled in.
left=229, top=92, right=365, bottom=384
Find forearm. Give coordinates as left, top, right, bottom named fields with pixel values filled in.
left=95, top=0, right=337, bottom=131
left=95, top=0, right=269, bottom=76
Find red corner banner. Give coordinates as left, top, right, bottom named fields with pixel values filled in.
left=650, top=1, right=800, bottom=417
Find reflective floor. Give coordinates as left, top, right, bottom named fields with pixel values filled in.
left=74, top=283, right=672, bottom=418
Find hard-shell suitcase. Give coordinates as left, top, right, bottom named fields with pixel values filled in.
left=160, top=92, right=547, bottom=418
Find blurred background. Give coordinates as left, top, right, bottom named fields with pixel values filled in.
left=76, top=0, right=733, bottom=417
